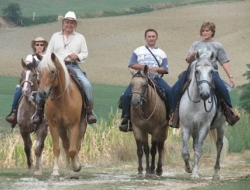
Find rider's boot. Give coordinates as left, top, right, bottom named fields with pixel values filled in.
left=32, top=101, right=45, bottom=125
left=86, top=103, right=97, bottom=124
left=6, top=109, right=17, bottom=129
left=119, top=114, right=132, bottom=132
left=222, top=102, right=240, bottom=126
left=169, top=103, right=180, bottom=128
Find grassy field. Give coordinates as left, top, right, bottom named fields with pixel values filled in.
left=0, top=0, right=236, bottom=17
left=0, top=76, right=125, bottom=132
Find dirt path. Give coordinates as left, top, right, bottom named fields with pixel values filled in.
left=1, top=151, right=249, bottom=190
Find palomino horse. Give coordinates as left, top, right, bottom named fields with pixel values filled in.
left=179, top=50, right=228, bottom=181
left=37, top=53, right=87, bottom=179
left=17, top=59, right=47, bottom=175
left=130, top=65, right=169, bottom=177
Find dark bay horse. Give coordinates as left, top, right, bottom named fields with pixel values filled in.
left=179, top=50, right=228, bottom=181
left=17, top=59, right=47, bottom=175
left=37, top=53, right=87, bottom=179
left=130, top=65, right=169, bottom=177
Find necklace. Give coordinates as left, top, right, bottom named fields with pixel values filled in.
left=63, top=32, right=74, bottom=49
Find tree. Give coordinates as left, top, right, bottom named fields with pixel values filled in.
left=2, top=3, right=22, bottom=25
left=239, top=63, right=250, bottom=113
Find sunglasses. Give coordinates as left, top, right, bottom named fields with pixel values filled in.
left=35, top=44, right=44, bottom=46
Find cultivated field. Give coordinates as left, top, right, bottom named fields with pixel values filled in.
left=0, top=1, right=250, bottom=189
left=0, top=1, right=249, bottom=87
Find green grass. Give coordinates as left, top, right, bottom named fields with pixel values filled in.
left=0, top=76, right=125, bottom=131
left=0, top=0, right=239, bottom=17
left=194, top=177, right=250, bottom=190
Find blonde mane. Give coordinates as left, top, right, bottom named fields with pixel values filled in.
left=38, top=54, right=71, bottom=89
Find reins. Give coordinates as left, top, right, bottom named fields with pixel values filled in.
left=187, top=59, right=215, bottom=113
left=137, top=77, right=158, bottom=121
left=49, top=68, right=68, bottom=101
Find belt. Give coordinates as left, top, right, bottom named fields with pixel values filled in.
left=65, top=61, right=78, bottom=65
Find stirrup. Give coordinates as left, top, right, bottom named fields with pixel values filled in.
left=119, top=119, right=132, bottom=132
left=169, top=112, right=179, bottom=128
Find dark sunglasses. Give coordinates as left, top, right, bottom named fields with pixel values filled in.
left=35, top=44, right=44, bottom=46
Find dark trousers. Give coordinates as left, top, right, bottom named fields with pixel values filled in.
left=121, top=77, right=173, bottom=118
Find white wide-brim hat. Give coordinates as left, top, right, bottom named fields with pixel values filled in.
left=58, top=11, right=82, bottom=24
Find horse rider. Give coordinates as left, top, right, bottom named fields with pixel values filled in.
left=6, top=37, right=48, bottom=128
left=170, top=21, right=240, bottom=128
left=33, top=11, right=97, bottom=125
left=119, top=28, right=174, bottom=132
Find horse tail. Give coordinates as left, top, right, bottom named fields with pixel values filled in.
left=207, top=129, right=228, bottom=161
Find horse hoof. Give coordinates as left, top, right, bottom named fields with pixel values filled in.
left=137, top=173, right=144, bottom=178
left=156, top=171, right=163, bottom=176
left=73, top=165, right=82, bottom=172
left=212, top=174, right=220, bottom=181
left=145, top=173, right=157, bottom=178
left=34, top=170, right=42, bottom=176
left=185, top=167, right=192, bottom=173
left=50, top=175, right=60, bottom=181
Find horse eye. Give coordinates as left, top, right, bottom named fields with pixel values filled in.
left=195, top=70, right=199, bottom=74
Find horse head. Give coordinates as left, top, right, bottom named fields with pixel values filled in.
left=38, top=53, right=70, bottom=100
left=130, top=65, right=149, bottom=109
left=20, top=58, right=38, bottom=97
left=192, top=50, right=215, bottom=101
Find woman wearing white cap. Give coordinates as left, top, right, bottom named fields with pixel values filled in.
left=37, top=11, right=97, bottom=124
left=6, top=37, right=48, bottom=128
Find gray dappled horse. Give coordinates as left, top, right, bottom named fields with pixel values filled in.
left=130, top=65, right=169, bottom=177
left=17, top=59, right=47, bottom=175
left=179, top=50, right=228, bottom=181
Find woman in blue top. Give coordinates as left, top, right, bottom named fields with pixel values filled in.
left=170, top=22, right=240, bottom=127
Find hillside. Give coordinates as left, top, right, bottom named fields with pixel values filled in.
left=0, top=1, right=249, bottom=86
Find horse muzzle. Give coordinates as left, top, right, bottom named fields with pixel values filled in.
left=38, top=89, right=51, bottom=99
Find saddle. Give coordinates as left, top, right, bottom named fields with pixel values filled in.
left=67, top=68, right=88, bottom=108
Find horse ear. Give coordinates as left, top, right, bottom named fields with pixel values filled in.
left=144, top=65, right=149, bottom=75
left=195, top=51, right=200, bottom=60
left=51, top=53, right=56, bottom=62
left=210, top=52, right=214, bottom=60
left=36, top=53, right=43, bottom=61
left=21, top=58, right=26, bottom=68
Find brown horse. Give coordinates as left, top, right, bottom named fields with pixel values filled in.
left=130, top=65, right=169, bottom=177
left=37, top=53, right=87, bottom=179
left=17, top=59, right=48, bottom=175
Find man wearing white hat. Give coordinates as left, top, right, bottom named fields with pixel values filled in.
left=33, top=11, right=97, bottom=124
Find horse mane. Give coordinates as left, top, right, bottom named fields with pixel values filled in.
left=38, top=54, right=71, bottom=89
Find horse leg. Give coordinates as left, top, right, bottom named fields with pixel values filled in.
left=20, top=131, right=33, bottom=173
left=212, top=127, right=224, bottom=181
left=181, top=127, right=192, bottom=173
left=135, top=139, right=144, bottom=177
left=191, top=127, right=209, bottom=179
left=156, top=140, right=165, bottom=176
left=68, top=124, right=81, bottom=172
left=68, top=121, right=87, bottom=179
left=143, top=138, right=151, bottom=177
left=146, top=140, right=156, bottom=176
left=34, top=123, right=48, bottom=175
left=49, top=125, right=60, bottom=180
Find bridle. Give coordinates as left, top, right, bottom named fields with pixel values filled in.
left=187, top=60, right=216, bottom=113
left=131, top=75, right=158, bottom=121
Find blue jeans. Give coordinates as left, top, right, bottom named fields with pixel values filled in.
left=172, top=70, right=232, bottom=111
left=66, top=64, right=93, bottom=105
left=121, top=77, right=173, bottom=118
left=11, top=86, right=22, bottom=110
